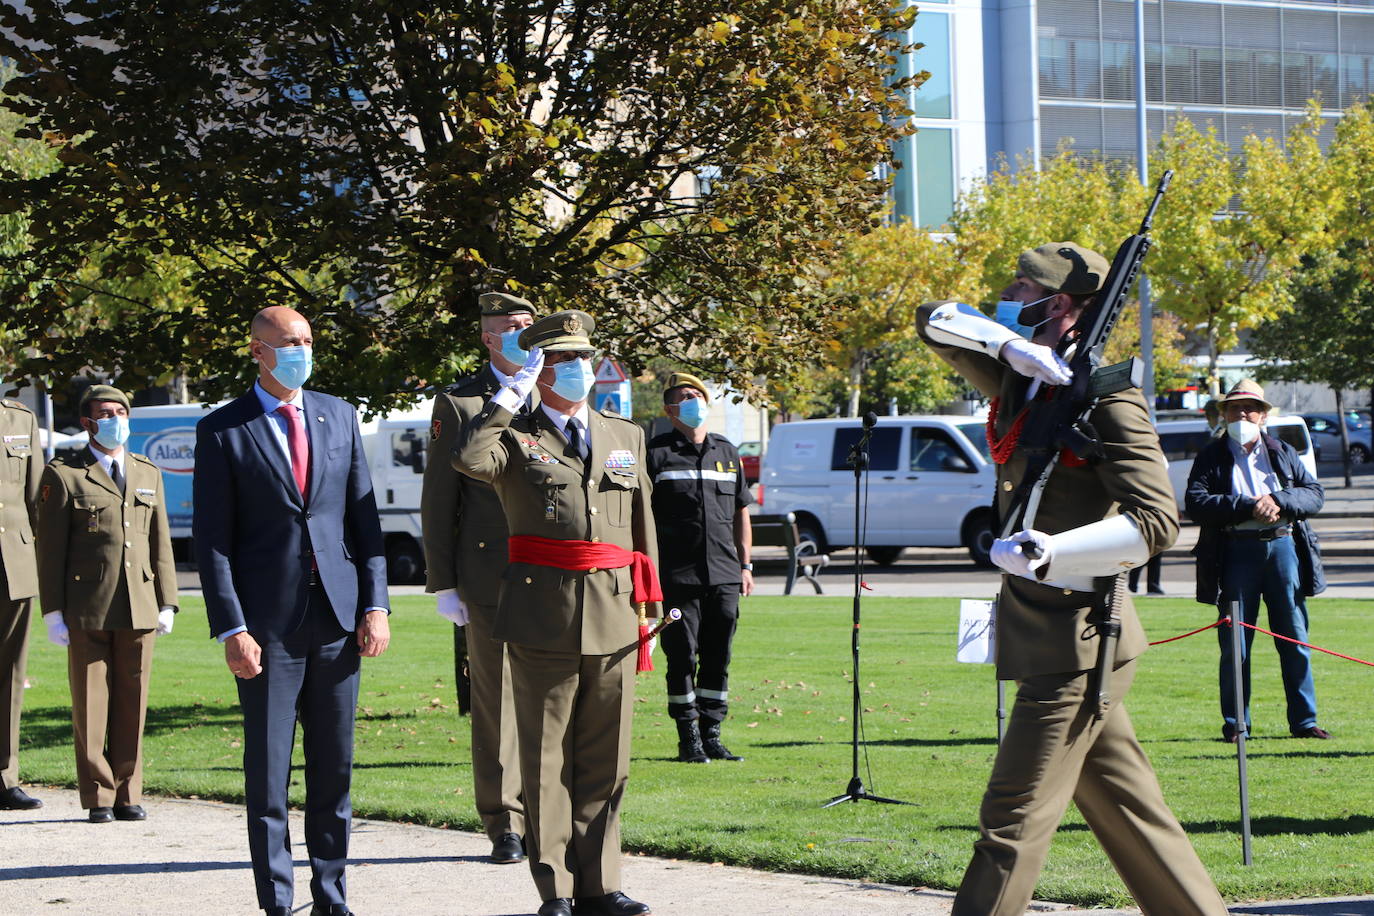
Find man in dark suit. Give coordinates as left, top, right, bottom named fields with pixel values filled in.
left=193, top=306, right=390, bottom=916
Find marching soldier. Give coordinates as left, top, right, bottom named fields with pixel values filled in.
left=420, top=291, right=535, bottom=863
left=0, top=394, right=42, bottom=811
left=456, top=310, right=658, bottom=916
left=917, top=243, right=1225, bottom=914
left=647, top=372, right=753, bottom=764
left=37, top=385, right=178, bottom=823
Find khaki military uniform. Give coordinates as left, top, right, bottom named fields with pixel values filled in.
left=0, top=400, right=41, bottom=792
left=917, top=303, right=1225, bottom=915
left=456, top=401, right=657, bottom=902
left=420, top=364, right=525, bottom=843
left=37, top=449, right=178, bottom=809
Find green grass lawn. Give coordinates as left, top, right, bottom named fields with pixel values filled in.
left=16, top=595, right=1374, bottom=907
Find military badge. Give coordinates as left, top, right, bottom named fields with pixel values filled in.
left=563, top=315, right=583, bottom=335
left=431, top=418, right=442, bottom=441
left=605, top=449, right=636, bottom=468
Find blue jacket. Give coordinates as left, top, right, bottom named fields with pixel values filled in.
left=193, top=388, right=389, bottom=638
left=1184, top=431, right=1326, bottom=605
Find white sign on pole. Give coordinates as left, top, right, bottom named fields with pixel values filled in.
left=956, top=599, right=996, bottom=664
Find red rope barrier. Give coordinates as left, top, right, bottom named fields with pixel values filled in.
left=1146, top=616, right=1374, bottom=668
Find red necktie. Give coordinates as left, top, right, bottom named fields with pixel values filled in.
left=275, top=404, right=309, bottom=501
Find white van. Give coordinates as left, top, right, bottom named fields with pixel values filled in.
left=360, top=398, right=436, bottom=583
left=758, top=416, right=996, bottom=566
left=1156, top=415, right=1317, bottom=511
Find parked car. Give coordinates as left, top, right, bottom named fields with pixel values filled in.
left=1156, top=415, right=1318, bottom=510
left=758, top=416, right=995, bottom=567
left=738, top=440, right=761, bottom=485
left=1302, top=413, right=1372, bottom=464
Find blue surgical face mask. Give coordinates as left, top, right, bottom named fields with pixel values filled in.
left=499, top=328, right=529, bottom=365
left=993, top=294, right=1056, bottom=339
left=551, top=357, right=595, bottom=402
left=93, top=416, right=130, bottom=450
left=268, top=345, right=313, bottom=390
left=676, top=397, right=709, bottom=429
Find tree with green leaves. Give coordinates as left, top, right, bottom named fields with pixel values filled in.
left=0, top=1, right=916, bottom=411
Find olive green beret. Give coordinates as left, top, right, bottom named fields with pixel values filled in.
left=518, top=310, right=596, bottom=353
left=665, top=372, right=710, bottom=402
left=479, top=291, right=537, bottom=317
left=1018, top=242, right=1110, bottom=295
left=79, top=384, right=131, bottom=414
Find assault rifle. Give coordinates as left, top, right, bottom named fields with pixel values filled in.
left=1003, top=169, right=1173, bottom=718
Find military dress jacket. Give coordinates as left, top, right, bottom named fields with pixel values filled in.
left=37, top=449, right=178, bottom=630
left=455, top=402, right=658, bottom=656
left=0, top=399, right=41, bottom=601
left=917, top=302, right=1179, bottom=681
left=647, top=429, right=753, bottom=587
left=421, top=365, right=537, bottom=608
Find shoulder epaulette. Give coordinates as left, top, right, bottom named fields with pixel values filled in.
left=2, top=399, right=32, bottom=412
left=600, top=409, right=639, bottom=425
left=130, top=453, right=157, bottom=467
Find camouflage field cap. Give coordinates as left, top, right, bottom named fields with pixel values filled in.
left=478, top=291, right=537, bottom=317
left=518, top=310, right=596, bottom=353
left=664, top=372, right=710, bottom=402
left=1018, top=242, right=1110, bottom=295
left=79, top=384, right=131, bottom=414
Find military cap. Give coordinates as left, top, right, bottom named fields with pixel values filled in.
left=79, top=384, right=131, bottom=415
left=1217, top=378, right=1272, bottom=412
left=665, top=372, right=710, bottom=402
left=1018, top=242, right=1110, bottom=296
left=518, top=310, right=595, bottom=353
left=479, top=291, right=537, bottom=317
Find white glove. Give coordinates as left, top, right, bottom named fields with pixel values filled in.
left=492, top=346, right=545, bottom=412
left=1001, top=338, right=1073, bottom=387
left=647, top=635, right=658, bottom=657
left=436, top=589, right=469, bottom=626
left=157, top=608, right=176, bottom=636
left=991, top=529, right=1053, bottom=580
left=43, top=611, right=70, bottom=647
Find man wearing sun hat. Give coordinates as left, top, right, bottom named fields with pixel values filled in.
left=456, top=309, right=659, bottom=916
left=917, top=241, right=1226, bottom=915
left=1185, top=378, right=1328, bottom=742
left=647, top=371, right=753, bottom=764
left=421, top=290, right=536, bottom=864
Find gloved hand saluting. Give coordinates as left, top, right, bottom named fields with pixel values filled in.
left=492, top=346, right=544, bottom=413
left=991, top=529, right=1053, bottom=581
left=1001, top=339, right=1073, bottom=387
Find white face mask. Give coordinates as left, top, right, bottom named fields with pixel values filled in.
left=1227, top=419, right=1261, bottom=445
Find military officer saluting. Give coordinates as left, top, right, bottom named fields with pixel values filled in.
left=456, top=310, right=658, bottom=916
left=37, top=384, right=178, bottom=823
left=420, top=290, right=535, bottom=864
left=647, top=372, right=754, bottom=764
left=0, top=394, right=43, bottom=811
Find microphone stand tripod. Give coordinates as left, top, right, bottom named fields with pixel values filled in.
left=824, top=412, right=910, bottom=808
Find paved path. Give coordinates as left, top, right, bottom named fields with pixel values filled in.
left=5, top=789, right=1374, bottom=915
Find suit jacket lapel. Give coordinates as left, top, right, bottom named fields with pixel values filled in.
left=243, top=395, right=304, bottom=507
left=587, top=411, right=611, bottom=479
left=79, top=450, right=122, bottom=498
left=303, top=392, right=327, bottom=505
left=533, top=407, right=583, bottom=472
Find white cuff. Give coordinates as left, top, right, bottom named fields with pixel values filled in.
left=1045, top=515, right=1150, bottom=580
left=925, top=302, right=1020, bottom=359
left=491, top=386, right=523, bottom=413
left=43, top=610, right=63, bottom=623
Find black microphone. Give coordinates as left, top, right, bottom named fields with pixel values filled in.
left=863, top=411, right=878, bottom=429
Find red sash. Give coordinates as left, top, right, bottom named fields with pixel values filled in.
left=507, top=535, right=663, bottom=604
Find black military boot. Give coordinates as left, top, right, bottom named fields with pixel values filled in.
left=701, top=722, right=743, bottom=761
left=676, top=719, right=709, bottom=763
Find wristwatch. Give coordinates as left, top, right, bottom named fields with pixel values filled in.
left=741, top=563, right=754, bottom=571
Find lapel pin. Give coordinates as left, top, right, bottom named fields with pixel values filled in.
left=316, top=416, right=324, bottom=422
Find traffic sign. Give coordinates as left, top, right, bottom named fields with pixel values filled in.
left=594, top=358, right=627, bottom=384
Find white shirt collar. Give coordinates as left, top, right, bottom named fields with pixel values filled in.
left=540, top=402, right=591, bottom=438
left=254, top=380, right=304, bottom=415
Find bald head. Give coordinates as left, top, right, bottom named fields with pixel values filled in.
left=250, top=306, right=314, bottom=394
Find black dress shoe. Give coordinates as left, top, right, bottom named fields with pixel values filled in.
left=538, top=899, right=573, bottom=916
left=0, top=786, right=43, bottom=810
left=574, top=891, right=651, bottom=915
left=310, top=906, right=353, bottom=915
left=490, top=831, right=525, bottom=864
left=88, top=807, right=114, bottom=823
left=113, top=804, right=147, bottom=821
left=263, top=909, right=291, bottom=916
left=1293, top=725, right=1332, bottom=739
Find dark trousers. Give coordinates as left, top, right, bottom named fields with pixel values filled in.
left=67, top=626, right=155, bottom=808
left=1127, top=554, right=1163, bottom=593
left=236, top=585, right=359, bottom=910
left=0, top=581, right=32, bottom=789
left=661, top=583, right=739, bottom=726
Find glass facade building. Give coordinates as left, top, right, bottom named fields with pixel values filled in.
left=890, top=0, right=1374, bottom=226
